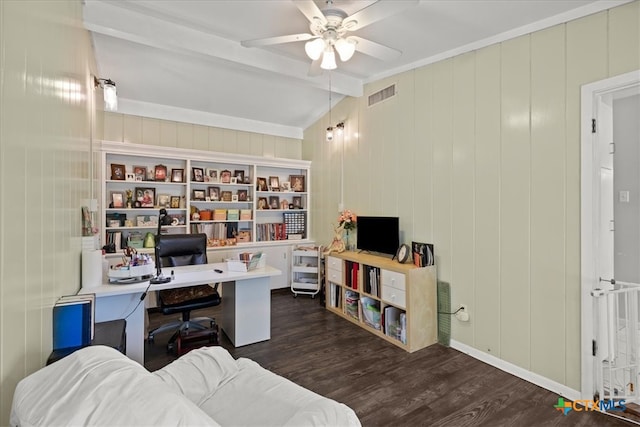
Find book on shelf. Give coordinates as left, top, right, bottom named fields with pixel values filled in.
left=411, top=241, right=434, bottom=267
left=53, top=293, right=95, bottom=350
left=345, top=290, right=360, bottom=320
left=361, top=297, right=380, bottom=330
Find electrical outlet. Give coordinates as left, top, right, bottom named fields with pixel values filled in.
left=456, top=304, right=470, bottom=322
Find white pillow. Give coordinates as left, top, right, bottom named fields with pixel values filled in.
left=153, top=346, right=239, bottom=406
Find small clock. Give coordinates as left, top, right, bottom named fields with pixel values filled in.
left=395, top=244, right=410, bottom=263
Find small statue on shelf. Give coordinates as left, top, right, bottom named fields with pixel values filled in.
left=125, top=189, right=133, bottom=209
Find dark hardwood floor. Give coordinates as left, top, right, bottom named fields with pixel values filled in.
left=145, top=290, right=635, bottom=426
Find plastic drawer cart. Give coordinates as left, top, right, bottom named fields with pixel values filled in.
left=291, top=245, right=321, bottom=298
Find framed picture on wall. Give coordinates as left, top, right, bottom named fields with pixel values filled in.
left=110, top=164, right=126, bottom=180
left=171, top=168, right=184, bottom=183
left=289, top=175, right=305, bottom=192
left=192, top=167, right=204, bottom=182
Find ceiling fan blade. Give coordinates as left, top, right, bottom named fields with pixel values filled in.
left=308, top=58, right=322, bottom=77
left=241, top=33, right=315, bottom=48
left=350, top=36, right=402, bottom=61
left=293, top=0, right=327, bottom=26
left=343, top=0, right=418, bottom=32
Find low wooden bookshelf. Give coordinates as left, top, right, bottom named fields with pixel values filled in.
left=325, top=251, right=437, bottom=353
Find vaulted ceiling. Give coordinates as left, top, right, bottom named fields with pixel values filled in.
left=84, top=0, right=626, bottom=138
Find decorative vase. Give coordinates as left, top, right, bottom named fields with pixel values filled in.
left=345, top=230, right=353, bottom=251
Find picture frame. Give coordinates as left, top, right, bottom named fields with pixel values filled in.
left=234, top=170, right=245, bottom=183
left=110, top=191, right=125, bottom=208
left=292, top=196, right=302, bottom=209
left=281, top=181, right=291, bottom=192
left=257, top=197, right=269, bottom=210
left=154, top=164, right=167, bottom=182
left=230, top=177, right=238, bottom=184
left=237, top=189, right=248, bottom=201
left=170, top=196, right=181, bottom=208
left=110, top=163, right=126, bottom=180
left=171, top=168, right=184, bottom=183
left=192, top=189, right=206, bottom=201
left=192, top=167, right=204, bottom=182
left=220, top=169, right=232, bottom=184
left=135, top=187, right=155, bottom=208
left=256, top=177, right=268, bottom=191
left=280, top=199, right=289, bottom=210
left=289, top=175, right=305, bottom=192
left=269, top=196, right=280, bottom=209
left=133, top=166, right=147, bottom=181
left=125, top=172, right=135, bottom=181
left=156, top=193, right=170, bottom=208
left=206, top=168, right=219, bottom=182
left=269, top=176, right=280, bottom=191
left=208, top=186, right=220, bottom=201
left=221, top=190, right=232, bottom=202
left=231, top=194, right=239, bottom=202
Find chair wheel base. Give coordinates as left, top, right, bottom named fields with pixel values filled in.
left=174, top=325, right=219, bottom=356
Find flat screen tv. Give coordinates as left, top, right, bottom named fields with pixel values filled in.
left=356, top=216, right=399, bottom=256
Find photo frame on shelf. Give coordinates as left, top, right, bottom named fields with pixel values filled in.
left=269, top=196, right=280, bottom=209
left=192, top=167, right=204, bottom=182
left=171, top=168, right=184, bottom=183
left=192, top=189, right=206, bottom=201
left=281, top=181, right=291, bottom=192
left=156, top=193, right=170, bottom=208
left=237, top=189, right=248, bottom=201
left=133, top=166, right=147, bottom=181
left=230, top=177, right=238, bottom=184
left=269, top=176, right=280, bottom=191
left=125, top=172, right=135, bottom=181
left=231, top=194, right=239, bottom=202
left=257, top=197, right=269, bottom=210
left=154, top=165, right=167, bottom=182
left=135, top=187, right=155, bottom=208
left=206, top=168, right=218, bottom=182
left=221, top=191, right=232, bottom=202
left=110, top=191, right=125, bottom=208
left=208, top=186, right=220, bottom=201
left=280, top=199, right=289, bottom=210
left=220, top=170, right=232, bottom=184
left=234, top=170, right=245, bottom=183
left=289, top=175, right=305, bottom=192
left=170, top=196, right=181, bottom=208
left=110, top=164, right=126, bottom=180
left=256, top=177, right=268, bottom=191
left=292, top=196, right=302, bottom=209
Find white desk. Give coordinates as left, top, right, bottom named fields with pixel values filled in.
left=80, top=263, right=281, bottom=365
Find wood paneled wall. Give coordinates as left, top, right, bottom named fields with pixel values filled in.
left=0, top=1, right=97, bottom=423
left=305, top=1, right=640, bottom=391
left=103, top=112, right=302, bottom=160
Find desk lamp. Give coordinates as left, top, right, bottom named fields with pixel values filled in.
left=150, top=208, right=173, bottom=284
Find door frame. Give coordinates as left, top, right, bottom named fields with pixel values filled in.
left=580, top=69, right=640, bottom=400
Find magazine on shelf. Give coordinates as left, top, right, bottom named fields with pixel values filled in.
left=411, top=242, right=434, bottom=267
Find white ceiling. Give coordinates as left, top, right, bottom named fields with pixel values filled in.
left=84, top=0, right=628, bottom=139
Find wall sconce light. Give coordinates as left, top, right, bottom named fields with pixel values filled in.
left=94, top=77, right=118, bottom=112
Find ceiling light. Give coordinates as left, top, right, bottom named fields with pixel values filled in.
left=305, top=38, right=325, bottom=61
left=320, top=47, right=337, bottom=70
left=95, top=77, right=118, bottom=112
left=335, top=122, right=344, bottom=136
left=326, top=126, right=334, bottom=142
left=334, top=38, right=356, bottom=62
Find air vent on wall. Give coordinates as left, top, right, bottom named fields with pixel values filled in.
left=368, top=84, right=396, bottom=107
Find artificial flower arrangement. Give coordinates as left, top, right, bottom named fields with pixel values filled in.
left=338, top=209, right=357, bottom=231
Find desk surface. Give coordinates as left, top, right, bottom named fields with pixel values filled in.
left=81, top=262, right=281, bottom=297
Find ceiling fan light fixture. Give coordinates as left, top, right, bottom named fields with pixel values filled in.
left=320, top=47, right=337, bottom=70
left=305, top=38, right=325, bottom=61
left=334, top=38, right=356, bottom=62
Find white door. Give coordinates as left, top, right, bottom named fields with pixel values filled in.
left=581, top=70, right=640, bottom=401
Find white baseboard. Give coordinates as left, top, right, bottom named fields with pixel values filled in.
left=450, top=340, right=581, bottom=401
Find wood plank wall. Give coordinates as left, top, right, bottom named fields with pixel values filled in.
left=305, top=1, right=640, bottom=392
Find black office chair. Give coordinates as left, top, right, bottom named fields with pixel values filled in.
left=147, top=233, right=220, bottom=353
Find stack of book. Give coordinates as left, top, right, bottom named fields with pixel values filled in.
left=53, top=294, right=95, bottom=351
left=240, top=209, right=252, bottom=220
left=213, top=209, right=227, bottom=221
left=227, top=209, right=239, bottom=221
left=345, top=291, right=360, bottom=320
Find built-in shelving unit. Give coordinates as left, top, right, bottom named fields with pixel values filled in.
left=100, top=141, right=311, bottom=253
left=325, top=251, right=437, bottom=353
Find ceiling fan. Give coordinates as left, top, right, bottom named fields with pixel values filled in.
left=241, top=0, right=418, bottom=74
